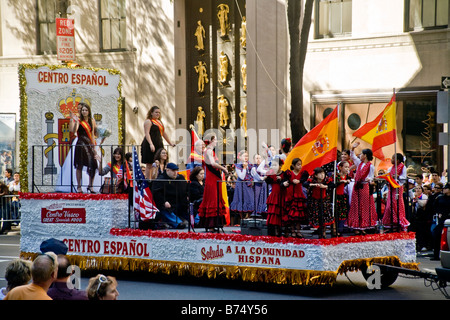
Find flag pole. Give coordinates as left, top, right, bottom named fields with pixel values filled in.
left=332, top=103, right=340, bottom=236
left=393, top=88, right=400, bottom=232
left=132, top=146, right=137, bottom=228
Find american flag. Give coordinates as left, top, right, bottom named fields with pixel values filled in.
left=132, top=146, right=158, bottom=221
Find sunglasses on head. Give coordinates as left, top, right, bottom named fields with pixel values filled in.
left=96, top=274, right=108, bottom=295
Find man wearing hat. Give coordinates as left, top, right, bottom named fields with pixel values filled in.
left=151, top=162, right=189, bottom=229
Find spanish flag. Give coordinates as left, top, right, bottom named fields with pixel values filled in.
left=353, top=95, right=397, bottom=160
left=282, top=105, right=339, bottom=174
left=189, top=125, right=203, bottom=164
left=377, top=173, right=401, bottom=189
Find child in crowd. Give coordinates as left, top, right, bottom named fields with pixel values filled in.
left=265, top=157, right=288, bottom=237
left=304, top=167, right=335, bottom=238
left=283, top=158, right=309, bottom=238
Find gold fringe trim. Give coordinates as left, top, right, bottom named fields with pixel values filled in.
left=20, top=252, right=418, bottom=287
left=336, top=256, right=420, bottom=275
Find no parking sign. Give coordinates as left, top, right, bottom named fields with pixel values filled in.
left=56, top=18, right=75, bottom=61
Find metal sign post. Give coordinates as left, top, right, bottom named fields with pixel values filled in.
left=437, top=90, right=450, bottom=176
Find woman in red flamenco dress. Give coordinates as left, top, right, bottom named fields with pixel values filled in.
left=382, top=153, right=410, bottom=231
left=346, top=142, right=377, bottom=234
left=265, top=157, right=288, bottom=237
left=197, top=136, right=229, bottom=232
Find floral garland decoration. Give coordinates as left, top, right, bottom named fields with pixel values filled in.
left=110, top=228, right=416, bottom=247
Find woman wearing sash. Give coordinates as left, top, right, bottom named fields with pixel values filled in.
left=346, top=142, right=377, bottom=234
left=382, top=153, right=409, bottom=231
left=141, top=106, right=176, bottom=180
left=70, top=103, right=99, bottom=193
left=198, top=136, right=228, bottom=232
left=99, top=147, right=129, bottom=194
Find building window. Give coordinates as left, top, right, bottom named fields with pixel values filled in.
left=403, top=99, right=440, bottom=175
left=37, top=0, right=69, bottom=54
left=99, top=0, right=127, bottom=51
left=315, top=0, right=352, bottom=39
left=406, top=0, right=449, bottom=31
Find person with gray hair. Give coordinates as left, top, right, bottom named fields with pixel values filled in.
left=0, top=259, right=32, bottom=299
left=4, top=252, right=58, bottom=300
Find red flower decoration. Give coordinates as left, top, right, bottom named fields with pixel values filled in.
left=109, top=228, right=415, bottom=246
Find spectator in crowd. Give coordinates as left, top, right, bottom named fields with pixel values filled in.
left=7, top=172, right=20, bottom=194
left=151, top=162, right=189, bottom=229
left=0, top=180, right=11, bottom=234
left=3, top=169, right=13, bottom=185
left=412, top=186, right=430, bottom=252
left=441, top=169, right=448, bottom=184
left=429, top=170, right=440, bottom=188
left=7, top=172, right=20, bottom=225
left=0, top=259, right=32, bottom=300
left=424, top=182, right=443, bottom=238
left=86, top=274, right=119, bottom=300
left=414, top=174, right=424, bottom=188
left=4, top=252, right=58, bottom=300
left=431, top=183, right=450, bottom=260
left=47, top=255, right=88, bottom=300
left=422, top=184, right=433, bottom=198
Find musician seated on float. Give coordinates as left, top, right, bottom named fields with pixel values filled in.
left=151, top=163, right=189, bottom=229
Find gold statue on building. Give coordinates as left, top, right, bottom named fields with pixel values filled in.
left=218, top=95, right=229, bottom=127
left=194, top=61, right=209, bottom=93
left=194, top=20, right=205, bottom=51
left=239, top=105, right=248, bottom=137
left=241, top=60, right=247, bottom=92
left=196, top=106, right=206, bottom=136
left=217, top=4, right=230, bottom=37
left=219, top=51, right=229, bottom=84
left=240, top=16, right=247, bottom=48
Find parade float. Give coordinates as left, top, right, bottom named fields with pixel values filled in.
left=17, top=191, right=418, bottom=287
left=16, top=63, right=419, bottom=287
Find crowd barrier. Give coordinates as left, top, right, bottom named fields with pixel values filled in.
left=0, top=194, right=21, bottom=233
left=29, top=143, right=189, bottom=193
